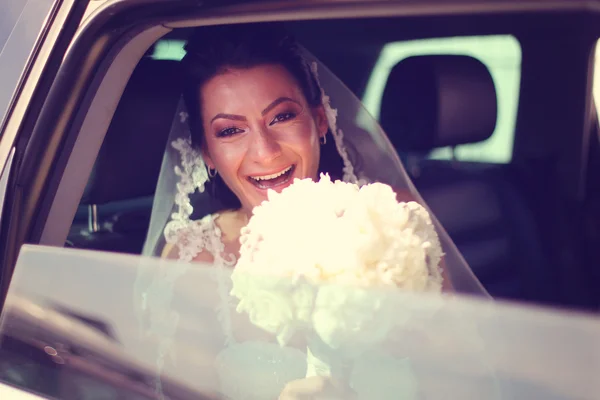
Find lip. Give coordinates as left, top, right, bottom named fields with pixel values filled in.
left=246, top=164, right=296, bottom=191
left=247, top=165, right=293, bottom=180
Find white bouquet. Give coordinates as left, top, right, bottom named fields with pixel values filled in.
left=230, top=174, right=444, bottom=378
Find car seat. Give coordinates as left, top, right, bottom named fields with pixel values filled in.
left=67, top=57, right=184, bottom=254
left=379, top=55, right=557, bottom=303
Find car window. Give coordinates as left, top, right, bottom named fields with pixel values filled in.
left=0, top=0, right=27, bottom=50
left=0, top=0, right=57, bottom=133
left=2, top=245, right=600, bottom=399
left=362, top=35, right=522, bottom=164
left=152, top=39, right=186, bottom=61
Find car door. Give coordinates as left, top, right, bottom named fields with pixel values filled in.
left=0, top=0, right=91, bottom=305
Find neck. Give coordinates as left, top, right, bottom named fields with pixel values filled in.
left=238, top=208, right=252, bottom=224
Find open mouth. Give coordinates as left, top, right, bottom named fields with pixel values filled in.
left=247, top=165, right=296, bottom=190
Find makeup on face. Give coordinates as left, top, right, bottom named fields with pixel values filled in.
left=200, top=65, right=326, bottom=213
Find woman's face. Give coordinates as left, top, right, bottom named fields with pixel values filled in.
left=200, top=64, right=328, bottom=214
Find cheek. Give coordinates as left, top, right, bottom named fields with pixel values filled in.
left=298, top=119, right=322, bottom=158
left=281, top=116, right=321, bottom=148
left=206, top=142, right=246, bottom=177
left=278, top=120, right=321, bottom=171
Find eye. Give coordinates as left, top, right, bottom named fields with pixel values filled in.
left=270, top=112, right=296, bottom=125
left=217, top=127, right=243, bottom=138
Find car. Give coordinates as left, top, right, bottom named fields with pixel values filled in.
left=0, top=0, right=598, bottom=398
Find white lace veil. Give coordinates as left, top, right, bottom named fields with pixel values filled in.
left=140, top=46, right=485, bottom=295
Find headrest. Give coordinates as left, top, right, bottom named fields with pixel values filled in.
left=81, top=58, right=184, bottom=205
left=379, top=55, right=497, bottom=153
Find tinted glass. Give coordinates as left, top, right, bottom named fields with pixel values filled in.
left=0, top=0, right=56, bottom=131
left=1, top=245, right=598, bottom=399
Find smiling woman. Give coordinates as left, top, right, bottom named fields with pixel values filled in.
left=197, top=66, right=327, bottom=213
left=180, top=24, right=344, bottom=216
left=138, top=21, right=487, bottom=400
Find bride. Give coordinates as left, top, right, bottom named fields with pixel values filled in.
left=138, top=22, right=490, bottom=400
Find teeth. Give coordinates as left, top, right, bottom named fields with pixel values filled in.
left=251, top=166, right=292, bottom=181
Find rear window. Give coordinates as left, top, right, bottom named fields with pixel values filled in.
left=152, top=40, right=186, bottom=61
left=362, top=35, right=522, bottom=164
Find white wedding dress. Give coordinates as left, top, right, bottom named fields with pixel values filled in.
left=171, top=215, right=419, bottom=400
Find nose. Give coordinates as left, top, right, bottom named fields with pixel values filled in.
left=248, top=126, right=282, bottom=163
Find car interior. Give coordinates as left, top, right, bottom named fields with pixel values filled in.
left=23, top=14, right=599, bottom=312
left=1, top=4, right=600, bottom=399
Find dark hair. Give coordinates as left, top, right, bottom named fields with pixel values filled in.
left=181, top=23, right=344, bottom=213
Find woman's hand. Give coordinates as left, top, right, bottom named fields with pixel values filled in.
left=278, top=376, right=357, bottom=399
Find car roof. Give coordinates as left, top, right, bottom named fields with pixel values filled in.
left=88, top=0, right=600, bottom=14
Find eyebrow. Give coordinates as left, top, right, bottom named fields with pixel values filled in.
left=210, top=113, right=247, bottom=124
left=261, top=97, right=300, bottom=116
left=209, top=97, right=300, bottom=124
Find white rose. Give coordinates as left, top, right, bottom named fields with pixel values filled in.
left=231, top=272, right=297, bottom=345
left=312, top=284, right=395, bottom=356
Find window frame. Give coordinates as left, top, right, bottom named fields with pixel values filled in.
left=0, top=0, right=90, bottom=309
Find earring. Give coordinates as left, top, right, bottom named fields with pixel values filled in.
left=320, top=135, right=327, bottom=145
left=208, top=167, right=217, bottom=178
